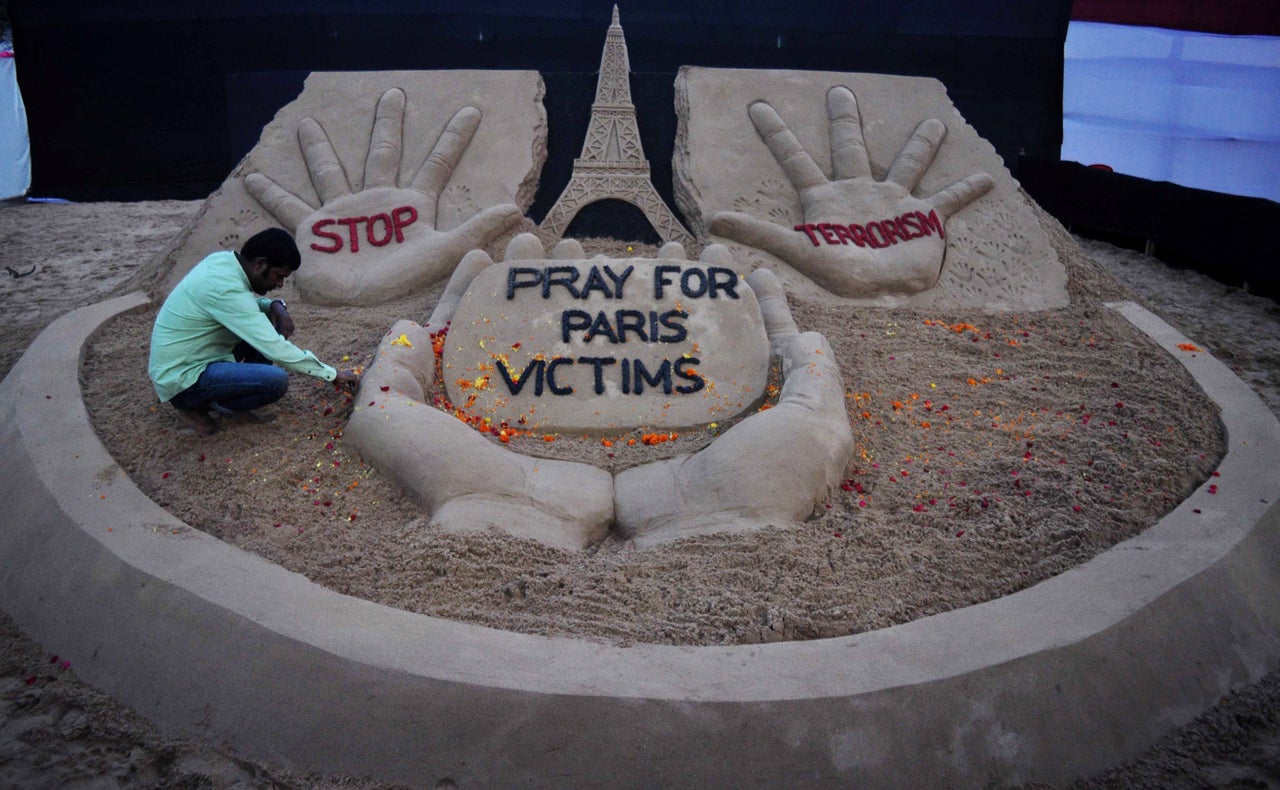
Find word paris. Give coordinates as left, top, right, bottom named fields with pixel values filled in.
left=310, top=207, right=418, bottom=253
left=442, top=259, right=770, bottom=431
left=794, top=209, right=944, bottom=248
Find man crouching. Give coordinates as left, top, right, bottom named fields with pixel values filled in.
left=148, top=228, right=361, bottom=435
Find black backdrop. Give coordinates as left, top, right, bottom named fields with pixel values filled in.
left=10, top=0, right=1073, bottom=211
left=1018, top=157, right=1280, bottom=298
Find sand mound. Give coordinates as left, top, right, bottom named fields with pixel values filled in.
left=4, top=199, right=1279, bottom=786
left=80, top=212, right=1223, bottom=647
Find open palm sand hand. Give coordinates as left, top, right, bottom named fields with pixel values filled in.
left=710, top=86, right=994, bottom=298
left=246, top=88, right=523, bottom=306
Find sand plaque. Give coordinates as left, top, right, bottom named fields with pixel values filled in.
left=441, top=258, right=769, bottom=431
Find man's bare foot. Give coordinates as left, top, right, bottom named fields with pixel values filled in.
left=174, top=408, right=217, bottom=436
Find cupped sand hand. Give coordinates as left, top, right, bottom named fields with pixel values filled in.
left=710, top=86, right=994, bottom=298
left=613, top=266, right=855, bottom=546
left=246, top=88, right=523, bottom=306
left=347, top=239, right=854, bottom=549
left=345, top=246, right=614, bottom=552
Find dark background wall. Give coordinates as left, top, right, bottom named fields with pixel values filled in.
left=10, top=0, right=1073, bottom=210
left=1071, top=0, right=1280, bottom=35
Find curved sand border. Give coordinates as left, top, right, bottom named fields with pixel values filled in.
left=1, top=292, right=1278, bottom=787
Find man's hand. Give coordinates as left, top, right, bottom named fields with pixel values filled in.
left=709, top=86, right=994, bottom=298
left=333, top=370, right=361, bottom=395
left=246, top=87, right=524, bottom=306
left=268, top=300, right=295, bottom=339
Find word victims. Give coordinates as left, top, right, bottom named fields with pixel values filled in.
left=496, top=263, right=741, bottom=398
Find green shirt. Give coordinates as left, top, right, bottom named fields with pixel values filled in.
left=148, top=250, right=337, bottom=402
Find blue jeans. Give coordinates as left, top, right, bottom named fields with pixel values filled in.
left=169, top=344, right=288, bottom=414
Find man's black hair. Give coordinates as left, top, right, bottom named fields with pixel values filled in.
left=241, top=228, right=301, bottom=271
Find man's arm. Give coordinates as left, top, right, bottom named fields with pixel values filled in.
left=267, top=299, right=295, bottom=338
left=209, top=286, right=337, bottom=382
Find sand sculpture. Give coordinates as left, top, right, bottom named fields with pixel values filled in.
left=141, top=13, right=1066, bottom=549
left=246, top=88, right=525, bottom=306
left=153, top=70, right=547, bottom=299
left=346, top=234, right=854, bottom=549
left=540, top=7, right=693, bottom=245
left=708, top=86, right=995, bottom=298
left=8, top=10, right=1280, bottom=787
left=675, top=67, right=1070, bottom=311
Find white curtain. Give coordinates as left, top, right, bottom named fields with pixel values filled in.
left=0, top=54, right=31, bottom=200
left=1063, top=21, right=1280, bottom=202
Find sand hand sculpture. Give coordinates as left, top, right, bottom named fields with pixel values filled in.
left=245, top=88, right=524, bottom=306
left=346, top=235, right=855, bottom=550
left=710, top=86, right=995, bottom=298
left=614, top=265, right=855, bottom=546
left=346, top=248, right=616, bottom=552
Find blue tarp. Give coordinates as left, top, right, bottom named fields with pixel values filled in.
left=1063, top=21, right=1280, bottom=202
left=0, top=53, right=31, bottom=200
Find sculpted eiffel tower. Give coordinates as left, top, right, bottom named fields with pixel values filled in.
left=540, top=6, right=693, bottom=244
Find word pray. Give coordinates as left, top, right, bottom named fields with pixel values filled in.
left=794, top=210, right=944, bottom=249
left=310, top=206, right=418, bottom=253
left=507, top=264, right=740, bottom=301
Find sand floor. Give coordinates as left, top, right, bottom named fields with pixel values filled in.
left=2, top=200, right=1279, bottom=786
